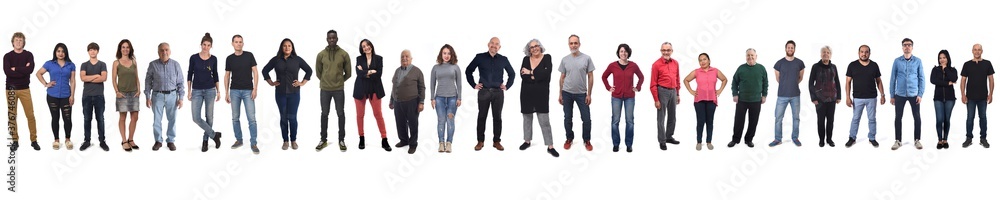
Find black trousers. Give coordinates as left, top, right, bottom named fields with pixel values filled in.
left=477, top=88, right=504, bottom=142
left=47, top=95, right=72, bottom=139
left=816, top=102, right=836, bottom=141
left=394, top=99, right=420, bottom=146
left=320, top=90, right=346, bottom=142
left=732, top=101, right=761, bottom=144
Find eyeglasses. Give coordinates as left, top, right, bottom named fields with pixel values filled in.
left=903, top=43, right=913, bottom=47
left=530, top=45, right=540, bottom=49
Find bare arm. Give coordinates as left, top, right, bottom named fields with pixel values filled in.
left=717, top=70, right=728, bottom=95
left=798, top=69, right=804, bottom=83
left=683, top=70, right=696, bottom=94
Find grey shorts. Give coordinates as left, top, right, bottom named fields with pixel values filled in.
left=116, top=92, right=140, bottom=112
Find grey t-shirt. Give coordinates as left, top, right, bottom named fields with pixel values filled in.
left=558, top=52, right=595, bottom=94
left=774, top=57, right=805, bottom=97
left=430, top=63, right=462, bottom=100
left=80, top=60, right=107, bottom=96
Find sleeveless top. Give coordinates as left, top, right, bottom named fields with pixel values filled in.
left=694, top=67, right=719, bottom=105
left=117, top=60, right=138, bottom=92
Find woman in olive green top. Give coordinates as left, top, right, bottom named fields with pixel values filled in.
left=112, top=39, right=141, bottom=152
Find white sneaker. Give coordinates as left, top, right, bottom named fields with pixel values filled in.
left=891, top=140, right=902, bottom=150
left=914, top=140, right=923, bottom=150
left=696, top=143, right=702, bottom=151
left=438, top=142, right=445, bottom=152
left=53, top=141, right=61, bottom=150
left=65, top=139, right=74, bottom=150
left=707, top=143, right=715, bottom=150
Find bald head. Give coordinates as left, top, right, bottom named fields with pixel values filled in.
left=973, top=44, right=984, bottom=61
left=488, top=37, right=501, bottom=56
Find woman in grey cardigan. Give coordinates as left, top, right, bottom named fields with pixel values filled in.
left=430, top=44, right=462, bottom=153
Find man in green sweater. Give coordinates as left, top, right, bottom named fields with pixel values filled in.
left=729, top=48, right=768, bottom=148
left=315, top=30, right=353, bottom=151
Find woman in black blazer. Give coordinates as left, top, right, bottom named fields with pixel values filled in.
left=352, top=39, right=392, bottom=152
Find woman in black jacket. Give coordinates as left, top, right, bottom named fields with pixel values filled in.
left=352, top=39, right=392, bottom=152
left=518, top=39, right=559, bottom=157
left=930, top=49, right=958, bottom=149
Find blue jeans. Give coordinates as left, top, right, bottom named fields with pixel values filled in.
left=694, top=101, right=717, bottom=143
left=276, top=92, right=301, bottom=142
left=231, top=89, right=258, bottom=146
left=151, top=91, right=178, bottom=143
left=933, top=100, right=955, bottom=140
left=849, top=98, right=877, bottom=140
left=966, top=100, right=988, bottom=139
left=81, top=95, right=106, bottom=142
left=774, top=96, right=801, bottom=141
left=610, top=97, right=635, bottom=147
left=562, top=91, right=591, bottom=141
left=434, top=96, right=458, bottom=142
left=191, top=88, right=217, bottom=141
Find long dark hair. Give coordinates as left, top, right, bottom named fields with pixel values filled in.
left=938, top=49, right=952, bottom=68
left=359, top=39, right=375, bottom=55
left=275, top=38, right=297, bottom=58
left=51, top=43, right=70, bottom=63
left=116, top=39, right=135, bottom=59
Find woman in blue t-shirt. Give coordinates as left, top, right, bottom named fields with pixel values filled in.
left=35, top=43, right=77, bottom=150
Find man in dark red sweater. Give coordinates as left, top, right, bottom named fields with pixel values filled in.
left=5, top=32, right=40, bottom=151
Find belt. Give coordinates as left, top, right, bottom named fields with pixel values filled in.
left=155, top=90, right=176, bottom=94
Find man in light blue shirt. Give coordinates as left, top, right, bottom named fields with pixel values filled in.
left=145, top=43, right=186, bottom=151
left=889, top=38, right=925, bottom=150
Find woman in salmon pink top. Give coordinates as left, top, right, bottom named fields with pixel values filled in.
left=683, top=53, right=728, bottom=151
left=601, top=44, right=643, bottom=153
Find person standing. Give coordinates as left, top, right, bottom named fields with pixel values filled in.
left=889, top=38, right=926, bottom=150
left=145, top=43, right=186, bottom=151
left=262, top=38, right=312, bottom=150
left=683, top=53, right=727, bottom=151
left=224, top=34, right=260, bottom=154
left=931, top=50, right=958, bottom=149
left=112, top=39, right=141, bottom=152
left=430, top=44, right=461, bottom=153
left=769, top=40, right=805, bottom=147
left=651, top=42, right=680, bottom=150
left=465, top=37, right=515, bottom=151
left=960, top=44, right=994, bottom=148
left=518, top=39, right=559, bottom=157
left=353, top=39, right=392, bottom=151
left=603, top=43, right=644, bottom=152
left=36, top=43, right=77, bottom=150
left=315, top=30, right=352, bottom=152
left=807, top=46, right=842, bottom=147
left=390, top=50, right=425, bottom=154
left=559, top=34, right=596, bottom=151
left=844, top=45, right=885, bottom=148
left=5, top=32, right=40, bottom=151
left=188, top=33, right=223, bottom=152
left=79, top=42, right=110, bottom=151
left=729, top=48, right=768, bottom=148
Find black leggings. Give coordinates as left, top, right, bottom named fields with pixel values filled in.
left=47, top=95, right=72, bottom=139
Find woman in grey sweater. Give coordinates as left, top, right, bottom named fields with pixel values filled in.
left=430, top=44, right=462, bottom=153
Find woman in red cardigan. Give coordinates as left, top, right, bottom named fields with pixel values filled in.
left=601, top=43, right=644, bottom=152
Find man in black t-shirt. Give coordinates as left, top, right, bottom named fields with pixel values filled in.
left=844, top=45, right=886, bottom=148
left=959, top=44, right=994, bottom=148
left=224, top=35, right=260, bottom=154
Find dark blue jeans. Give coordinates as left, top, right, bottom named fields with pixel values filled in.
left=82, top=95, right=106, bottom=142
left=276, top=92, right=301, bottom=142
left=893, top=96, right=921, bottom=141
left=562, top=91, right=591, bottom=142
left=966, top=100, right=988, bottom=139
left=694, top=101, right=717, bottom=143
left=933, top=100, right=955, bottom=140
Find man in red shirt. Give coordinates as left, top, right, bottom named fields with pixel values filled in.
left=651, top=42, right=681, bottom=150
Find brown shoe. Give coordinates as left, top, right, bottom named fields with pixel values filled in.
left=167, top=143, right=176, bottom=151
left=493, top=142, right=504, bottom=151
left=584, top=141, right=593, bottom=151
left=152, top=142, right=163, bottom=151
left=563, top=140, right=572, bottom=150
left=474, top=142, right=484, bottom=151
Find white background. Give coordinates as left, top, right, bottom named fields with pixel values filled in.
left=2, top=0, right=999, bottom=200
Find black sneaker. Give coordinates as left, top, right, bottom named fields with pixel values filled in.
left=339, top=140, right=347, bottom=152
left=612, top=146, right=620, bottom=152
left=315, top=141, right=329, bottom=151
left=407, top=145, right=417, bottom=154
left=846, top=138, right=856, bottom=148
left=359, top=136, right=366, bottom=150
left=201, top=140, right=209, bottom=152
left=231, top=141, right=243, bottom=149
left=982, top=138, right=990, bottom=148
left=870, top=140, right=879, bottom=148
left=727, top=141, right=738, bottom=148
left=381, top=138, right=392, bottom=152
left=99, top=141, right=110, bottom=151
left=962, top=138, right=973, bottom=148
left=626, top=146, right=633, bottom=153
left=395, top=141, right=408, bottom=148
left=79, top=141, right=92, bottom=151
left=936, top=142, right=943, bottom=149
left=746, top=142, right=755, bottom=148
left=659, top=143, right=667, bottom=150
left=31, top=141, right=41, bottom=150
left=943, top=142, right=950, bottom=149
left=251, top=145, right=260, bottom=154
left=213, top=132, right=222, bottom=149
left=547, top=148, right=560, bottom=157
left=519, top=142, right=530, bottom=150
left=10, top=142, right=18, bottom=151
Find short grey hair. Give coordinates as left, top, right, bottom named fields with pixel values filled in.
left=662, top=42, right=672, bottom=46
left=524, top=39, right=545, bottom=57
left=746, top=48, right=756, bottom=54
left=821, top=45, right=832, bottom=53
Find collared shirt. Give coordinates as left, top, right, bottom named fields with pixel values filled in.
left=144, top=58, right=186, bottom=99
left=650, top=57, right=680, bottom=102
left=42, top=60, right=75, bottom=98
left=262, top=55, right=312, bottom=94
left=466, top=52, right=515, bottom=89
left=889, top=55, right=925, bottom=97
left=188, top=54, right=219, bottom=89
